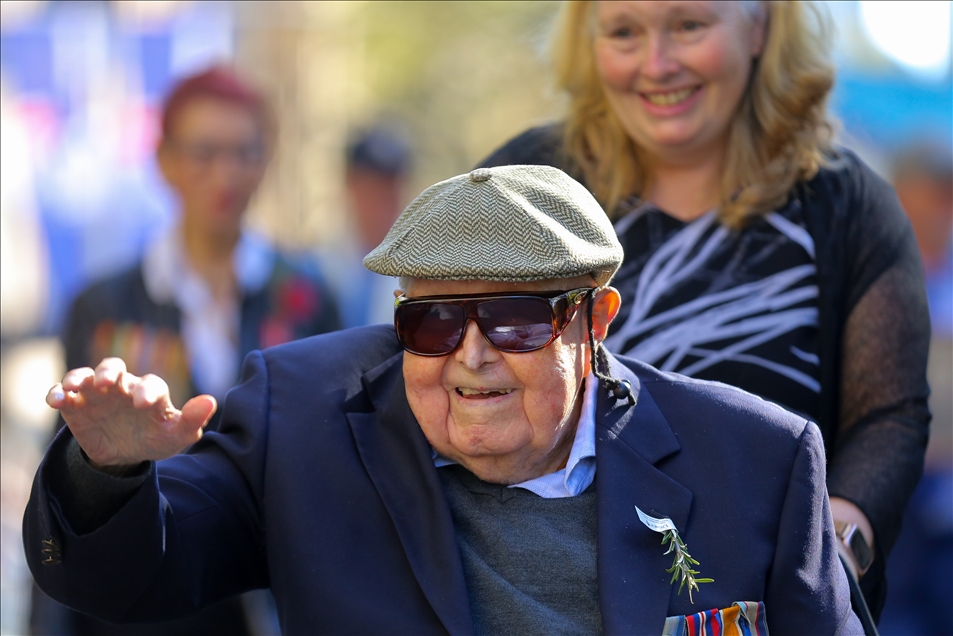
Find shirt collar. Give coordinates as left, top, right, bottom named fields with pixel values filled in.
left=142, top=225, right=275, bottom=305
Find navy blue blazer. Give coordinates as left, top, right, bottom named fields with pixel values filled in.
left=25, top=325, right=861, bottom=635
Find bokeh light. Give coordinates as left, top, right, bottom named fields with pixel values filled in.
left=859, top=0, right=952, bottom=80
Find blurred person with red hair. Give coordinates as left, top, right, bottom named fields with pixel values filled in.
left=31, top=65, right=339, bottom=636
left=62, top=64, right=340, bottom=427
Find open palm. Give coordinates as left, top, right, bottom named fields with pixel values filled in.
left=47, top=358, right=216, bottom=470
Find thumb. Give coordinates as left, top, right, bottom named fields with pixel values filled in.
left=180, top=395, right=218, bottom=431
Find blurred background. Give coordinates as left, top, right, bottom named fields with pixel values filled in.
left=0, top=1, right=950, bottom=634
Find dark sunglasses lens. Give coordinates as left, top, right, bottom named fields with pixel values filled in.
left=478, top=298, right=555, bottom=352
left=397, top=303, right=466, bottom=354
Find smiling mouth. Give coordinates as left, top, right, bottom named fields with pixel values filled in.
left=642, top=87, right=697, bottom=106
left=456, top=387, right=515, bottom=399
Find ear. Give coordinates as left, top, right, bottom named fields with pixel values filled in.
left=749, top=1, right=768, bottom=57
left=591, top=286, right=621, bottom=344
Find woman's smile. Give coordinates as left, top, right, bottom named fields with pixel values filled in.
left=638, top=85, right=703, bottom=116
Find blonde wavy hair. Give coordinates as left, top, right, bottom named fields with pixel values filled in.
left=552, top=1, right=835, bottom=227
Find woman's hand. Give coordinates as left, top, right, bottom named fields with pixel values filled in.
left=46, top=358, right=216, bottom=472
left=830, top=496, right=875, bottom=580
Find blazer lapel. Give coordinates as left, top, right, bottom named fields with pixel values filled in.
left=346, top=354, right=473, bottom=636
left=596, top=357, right=694, bottom=636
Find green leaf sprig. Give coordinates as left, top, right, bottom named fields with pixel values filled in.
left=661, top=528, right=713, bottom=603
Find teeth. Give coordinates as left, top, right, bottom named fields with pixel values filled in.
left=645, top=88, right=694, bottom=106
left=458, top=388, right=514, bottom=396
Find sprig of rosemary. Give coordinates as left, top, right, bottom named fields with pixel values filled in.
left=661, top=528, right=714, bottom=603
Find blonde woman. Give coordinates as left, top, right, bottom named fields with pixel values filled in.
left=481, top=0, right=930, bottom=620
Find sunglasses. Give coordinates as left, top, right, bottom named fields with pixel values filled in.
left=394, top=287, right=595, bottom=356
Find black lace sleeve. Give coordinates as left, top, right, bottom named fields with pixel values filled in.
left=823, top=155, right=931, bottom=560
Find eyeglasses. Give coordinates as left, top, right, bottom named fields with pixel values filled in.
left=394, top=288, right=594, bottom=356
left=167, top=140, right=266, bottom=169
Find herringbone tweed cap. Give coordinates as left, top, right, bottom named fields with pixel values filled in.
left=363, top=165, right=623, bottom=286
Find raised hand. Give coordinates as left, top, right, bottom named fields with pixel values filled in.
left=47, top=358, right=217, bottom=471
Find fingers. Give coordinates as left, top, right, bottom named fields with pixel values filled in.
left=54, top=360, right=137, bottom=413
left=130, top=374, right=173, bottom=411
left=181, top=395, right=218, bottom=432
left=93, top=357, right=128, bottom=389
left=59, top=359, right=136, bottom=396
left=46, top=383, right=69, bottom=409
left=171, top=395, right=217, bottom=449
left=61, top=367, right=95, bottom=393
left=53, top=367, right=96, bottom=411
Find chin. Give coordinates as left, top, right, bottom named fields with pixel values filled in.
left=448, top=430, right=516, bottom=460
left=642, top=121, right=704, bottom=145
left=209, top=216, right=244, bottom=235
left=454, top=458, right=521, bottom=486
left=440, top=434, right=523, bottom=476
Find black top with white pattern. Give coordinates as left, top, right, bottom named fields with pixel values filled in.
left=608, top=198, right=820, bottom=420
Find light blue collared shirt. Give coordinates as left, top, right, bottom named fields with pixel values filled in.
left=433, top=374, right=598, bottom=499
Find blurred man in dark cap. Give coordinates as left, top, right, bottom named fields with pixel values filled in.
left=27, top=166, right=860, bottom=635
left=323, top=124, right=413, bottom=327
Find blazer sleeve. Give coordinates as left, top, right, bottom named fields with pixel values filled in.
left=23, top=350, right=275, bottom=624
left=764, top=422, right=863, bottom=636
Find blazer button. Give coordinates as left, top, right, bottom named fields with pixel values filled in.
left=41, top=538, right=62, bottom=565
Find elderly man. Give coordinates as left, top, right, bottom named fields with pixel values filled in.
left=25, top=166, right=861, bottom=635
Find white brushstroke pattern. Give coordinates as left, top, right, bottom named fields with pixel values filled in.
left=607, top=211, right=820, bottom=392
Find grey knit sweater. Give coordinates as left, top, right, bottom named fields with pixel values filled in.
left=438, top=465, right=602, bottom=636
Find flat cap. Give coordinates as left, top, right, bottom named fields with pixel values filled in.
left=363, top=165, right=623, bottom=286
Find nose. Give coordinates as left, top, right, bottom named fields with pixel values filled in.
left=640, top=32, right=680, bottom=81
left=209, top=152, right=247, bottom=188
left=454, top=320, right=501, bottom=370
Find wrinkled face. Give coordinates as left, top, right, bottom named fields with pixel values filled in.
left=402, top=277, right=620, bottom=484
left=593, top=1, right=765, bottom=165
left=158, top=97, right=269, bottom=238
